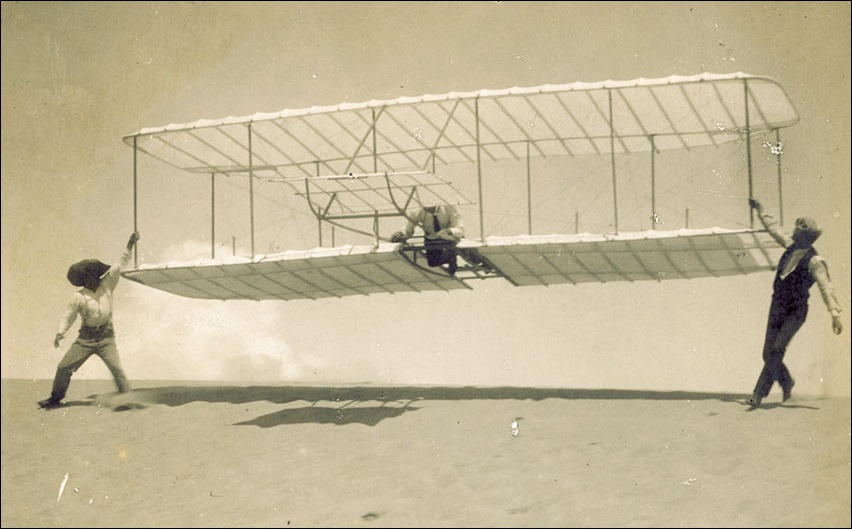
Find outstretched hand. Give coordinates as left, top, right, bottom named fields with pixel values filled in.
left=832, top=315, right=843, bottom=335
left=748, top=198, right=762, bottom=211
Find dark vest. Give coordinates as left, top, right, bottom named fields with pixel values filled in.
left=772, top=246, right=817, bottom=307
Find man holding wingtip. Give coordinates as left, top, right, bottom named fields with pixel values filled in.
left=745, top=199, right=842, bottom=409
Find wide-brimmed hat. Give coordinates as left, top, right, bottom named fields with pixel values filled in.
left=66, top=259, right=111, bottom=287
left=793, top=217, right=822, bottom=244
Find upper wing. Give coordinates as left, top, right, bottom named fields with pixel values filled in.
left=124, top=72, right=798, bottom=180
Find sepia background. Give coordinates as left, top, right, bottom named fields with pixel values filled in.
left=2, top=1, right=849, bottom=393
left=2, top=2, right=849, bottom=527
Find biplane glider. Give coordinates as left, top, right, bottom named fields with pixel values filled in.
left=121, top=72, right=799, bottom=301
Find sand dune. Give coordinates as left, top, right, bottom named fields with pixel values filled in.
left=2, top=379, right=849, bottom=528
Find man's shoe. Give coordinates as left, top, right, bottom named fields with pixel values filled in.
left=782, top=380, right=795, bottom=402
left=746, top=395, right=762, bottom=409
left=37, top=398, right=61, bottom=410
left=447, top=256, right=458, bottom=276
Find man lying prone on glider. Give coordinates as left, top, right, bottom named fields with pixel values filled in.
left=391, top=204, right=464, bottom=276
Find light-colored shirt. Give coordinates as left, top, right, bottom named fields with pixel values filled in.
left=57, top=248, right=132, bottom=336
left=402, top=205, right=465, bottom=240
left=758, top=212, right=842, bottom=315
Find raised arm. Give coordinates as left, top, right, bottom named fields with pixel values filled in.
left=101, top=231, right=140, bottom=291
left=749, top=199, right=791, bottom=248
left=116, top=231, right=140, bottom=272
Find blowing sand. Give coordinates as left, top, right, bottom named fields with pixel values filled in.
left=1, top=379, right=849, bottom=528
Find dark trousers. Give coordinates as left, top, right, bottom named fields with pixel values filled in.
left=424, top=239, right=456, bottom=267
left=752, top=301, right=807, bottom=398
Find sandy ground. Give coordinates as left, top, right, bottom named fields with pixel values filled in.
left=1, top=379, right=849, bottom=528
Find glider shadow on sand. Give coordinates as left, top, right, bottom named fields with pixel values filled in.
left=80, top=385, right=821, bottom=427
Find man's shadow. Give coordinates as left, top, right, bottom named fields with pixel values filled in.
left=743, top=400, right=819, bottom=411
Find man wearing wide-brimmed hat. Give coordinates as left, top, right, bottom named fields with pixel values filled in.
left=37, top=231, right=141, bottom=410
left=745, top=199, right=843, bottom=409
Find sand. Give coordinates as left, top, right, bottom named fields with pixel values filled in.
left=1, top=379, right=849, bottom=528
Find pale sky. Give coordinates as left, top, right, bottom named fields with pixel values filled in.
left=2, top=2, right=849, bottom=396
